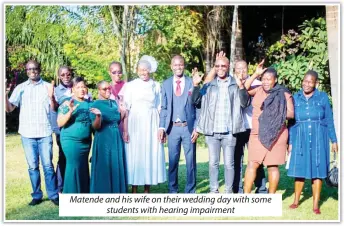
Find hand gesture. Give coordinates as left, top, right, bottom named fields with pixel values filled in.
left=234, top=74, right=245, bottom=89
left=216, top=51, right=226, bottom=60
left=254, top=59, right=267, bottom=77
left=191, top=129, right=199, bottom=143
left=192, top=67, right=204, bottom=87
left=89, top=108, right=101, bottom=116
left=65, top=99, right=79, bottom=113
left=331, top=143, right=338, bottom=153
left=47, top=80, right=55, bottom=99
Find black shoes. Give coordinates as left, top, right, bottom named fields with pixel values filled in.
left=28, top=199, right=42, bottom=206
left=51, top=198, right=59, bottom=206
left=28, top=198, right=59, bottom=206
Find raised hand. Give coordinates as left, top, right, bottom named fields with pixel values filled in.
left=65, top=99, right=79, bottom=113
left=47, top=80, right=55, bottom=99
left=192, top=67, right=204, bottom=87
left=234, top=74, right=245, bottom=89
left=254, top=59, right=267, bottom=77
left=216, top=51, right=226, bottom=60
left=89, top=108, right=101, bottom=116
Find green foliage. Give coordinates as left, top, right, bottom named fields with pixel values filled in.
left=139, top=6, right=204, bottom=82
left=266, top=17, right=330, bottom=94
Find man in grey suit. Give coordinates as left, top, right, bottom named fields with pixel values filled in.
left=159, top=55, right=199, bottom=193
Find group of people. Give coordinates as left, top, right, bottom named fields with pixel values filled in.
left=6, top=52, right=338, bottom=215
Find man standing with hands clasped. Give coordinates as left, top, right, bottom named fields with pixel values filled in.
left=5, top=60, right=59, bottom=206
left=159, top=55, right=200, bottom=193
left=192, top=55, right=250, bottom=193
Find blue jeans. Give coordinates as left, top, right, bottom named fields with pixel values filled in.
left=206, top=132, right=236, bottom=193
left=21, top=135, right=58, bottom=200
left=233, top=129, right=268, bottom=194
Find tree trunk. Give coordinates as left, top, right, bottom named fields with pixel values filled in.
left=325, top=5, right=339, bottom=140
left=229, top=5, right=238, bottom=75
left=121, top=6, right=129, bottom=80
left=235, top=6, right=244, bottom=61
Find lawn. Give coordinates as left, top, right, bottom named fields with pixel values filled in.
left=5, top=134, right=339, bottom=221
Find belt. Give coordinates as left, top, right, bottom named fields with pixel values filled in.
left=173, top=122, right=188, bottom=127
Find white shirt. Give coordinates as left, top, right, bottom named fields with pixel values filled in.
left=9, top=79, right=52, bottom=138
left=243, top=76, right=262, bottom=129
left=173, top=75, right=185, bottom=95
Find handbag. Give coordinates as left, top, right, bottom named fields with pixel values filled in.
left=325, top=152, right=338, bottom=188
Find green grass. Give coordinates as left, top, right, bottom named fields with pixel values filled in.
left=5, top=134, right=339, bottom=221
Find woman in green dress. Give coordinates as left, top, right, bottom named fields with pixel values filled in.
left=57, top=77, right=101, bottom=193
left=90, top=81, right=128, bottom=193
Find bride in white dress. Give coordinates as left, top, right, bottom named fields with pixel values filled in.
left=120, top=57, right=166, bottom=193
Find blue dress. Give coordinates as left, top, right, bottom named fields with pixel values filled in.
left=90, top=99, right=128, bottom=193
left=287, top=89, right=337, bottom=179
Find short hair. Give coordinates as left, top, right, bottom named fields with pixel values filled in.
left=96, top=80, right=108, bottom=89
left=234, top=60, right=247, bottom=67
left=58, top=65, right=72, bottom=76
left=26, top=60, right=41, bottom=70
left=305, top=70, right=318, bottom=80
left=171, top=55, right=185, bottom=64
left=71, top=76, right=86, bottom=87
left=108, top=61, right=122, bottom=71
left=262, top=67, right=278, bottom=79
left=215, top=56, right=230, bottom=65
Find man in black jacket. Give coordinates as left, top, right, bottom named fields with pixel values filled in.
left=192, top=56, right=249, bottom=193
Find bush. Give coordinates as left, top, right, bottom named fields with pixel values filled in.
left=266, top=17, right=330, bottom=95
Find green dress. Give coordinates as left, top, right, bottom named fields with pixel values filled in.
left=90, top=99, right=128, bottom=193
left=59, top=98, right=92, bottom=193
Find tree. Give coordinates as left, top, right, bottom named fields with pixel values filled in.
left=229, top=5, right=238, bottom=75
left=325, top=5, right=339, bottom=137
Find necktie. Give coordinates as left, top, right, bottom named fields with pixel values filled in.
left=176, top=80, right=181, bottom=96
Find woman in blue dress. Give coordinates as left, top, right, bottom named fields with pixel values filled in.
left=57, top=77, right=101, bottom=193
left=287, top=70, right=338, bottom=214
left=90, top=81, right=128, bottom=193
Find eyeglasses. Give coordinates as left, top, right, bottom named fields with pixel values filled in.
left=215, top=65, right=227, bottom=68
left=60, top=73, right=71, bottom=78
left=111, top=71, right=122, bottom=75
left=26, top=68, right=39, bottom=71
left=101, top=87, right=111, bottom=91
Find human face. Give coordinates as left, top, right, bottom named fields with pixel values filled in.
left=171, top=58, right=185, bottom=77
left=59, top=68, right=72, bottom=86
left=109, top=64, right=122, bottom=83
left=234, top=62, right=248, bottom=80
left=137, top=65, right=150, bottom=81
left=302, top=74, right=317, bottom=95
left=72, top=81, right=87, bottom=99
left=26, top=62, right=41, bottom=81
left=98, top=82, right=111, bottom=100
left=261, top=72, right=277, bottom=92
left=214, top=59, right=229, bottom=79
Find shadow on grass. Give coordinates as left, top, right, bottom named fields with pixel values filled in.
left=278, top=166, right=338, bottom=208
